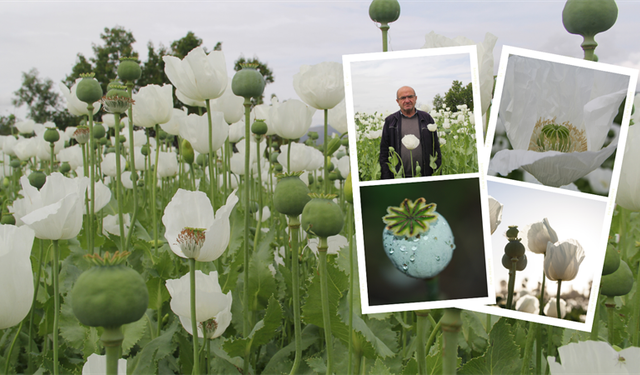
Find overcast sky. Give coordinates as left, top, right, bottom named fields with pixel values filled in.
left=1, top=0, right=639, bottom=127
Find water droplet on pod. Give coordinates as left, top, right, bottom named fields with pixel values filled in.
left=412, top=237, right=420, bottom=243
left=402, top=264, right=408, bottom=271
left=436, top=256, right=440, bottom=261
left=388, top=249, right=394, bottom=254
left=410, top=255, right=415, bottom=262
left=411, top=245, right=417, bottom=251
left=400, top=245, right=406, bottom=252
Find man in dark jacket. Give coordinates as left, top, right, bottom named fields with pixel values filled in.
left=379, top=86, right=442, bottom=179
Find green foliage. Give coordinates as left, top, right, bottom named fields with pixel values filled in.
left=443, top=80, right=473, bottom=112
left=458, top=319, right=522, bottom=374
left=432, top=93, right=445, bottom=112
left=0, top=114, right=16, bottom=135
left=170, top=31, right=205, bottom=58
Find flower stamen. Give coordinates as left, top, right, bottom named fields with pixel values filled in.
left=528, top=118, right=587, bottom=153
left=176, top=227, right=206, bottom=259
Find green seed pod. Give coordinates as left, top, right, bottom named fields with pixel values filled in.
left=196, top=153, right=207, bottom=167
left=274, top=163, right=283, bottom=172
left=105, top=147, right=115, bottom=154
left=157, top=128, right=168, bottom=140
left=325, top=137, right=342, bottom=156
left=72, top=253, right=148, bottom=327
left=600, top=260, right=634, bottom=297
left=117, top=57, right=141, bottom=82
left=44, top=127, right=60, bottom=143
left=562, top=0, right=617, bottom=37
left=93, top=124, right=106, bottom=139
left=99, top=137, right=108, bottom=146
left=328, top=171, right=339, bottom=181
left=59, top=162, right=71, bottom=174
left=232, top=64, right=265, bottom=100
left=340, top=138, right=350, bottom=146
left=274, top=174, right=311, bottom=216
left=506, top=225, right=519, bottom=240
left=369, top=0, right=401, bottom=24
left=2, top=177, right=9, bottom=188
left=344, top=173, right=353, bottom=204
left=28, top=171, right=47, bottom=190
left=181, top=139, right=195, bottom=164
left=327, top=160, right=335, bottom=172
left=504, top=239, right=525, bottom=258
left=10, top=159, right=21, bottom=169
left=269, top=152, right=280, bottom=164
left=140, top=144, right=150, bottom=156
left=251, top=119, right=268, bottom=135
left=501, top=253, right=513, bottom=270
left=76, top=73, right=103, bottom=104
left=602, top=243, right=620, bottom=276
left=301, top=194, right=344, bottom=238
left=0, top=213, right=15, bottom=225
left=308, top=174, right=315, bottom=185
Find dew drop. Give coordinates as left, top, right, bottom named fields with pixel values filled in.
left=422, top=236, right=429, bottom=242
left=435, top=256, right=440, bottom=261
left=411, top=245, right=417, bottom=251
left=388, top=249, right=394, bottom=255
left=402, top=264, right=408, bottom=271
left=410, top=255, right=415, bottom=262
left=399, top=245, right=406, bottom=252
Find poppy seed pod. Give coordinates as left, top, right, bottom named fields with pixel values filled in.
left=369, top=0, right=401, bottom=24
left=251, top=119, right=268, bottom=135
left=117, top=57, right=141, bottom=82
left=301, top=194, right=344, bottom=238
left=600, top=260, right=634, bottom=297
left=562, top=0, right=617, bottom=38
left=76, top=73, right=103, bottom=104
left=274, top=174, right=311, bottom=217
left=232, top=64, right=265, bottom=100
left=44, top=127, right=60, bottom=143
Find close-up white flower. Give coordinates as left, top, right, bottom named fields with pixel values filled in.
left=544, top=239, right=585, bottom=282
left=526, top=218, right=558, bottom=254
left=0, top=224, right=35, bottom=329
left=401, top=134, right=420, bottom=150
left=180, top=111, right=228, bottom=155
left=293, top=61, right=344, bottom=110
left=489, top=55, right=629, bottom=187
left=163, top=46, right=227, bottom=102
left=165, top=270, right=233, bottom=339
left=270, top=99, right=316, bottom=140
left=132, top=83, right=174, bottom=127
left=162, top=189, right=238, bottom=262
left=488, top=195, right=503, bottom=235
left=548, top=340, right=640, bottom=374
left=515, top=294, right=539, bottom=314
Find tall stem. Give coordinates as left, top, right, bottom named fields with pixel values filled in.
left=189, top=258, right=200, bottom=375
left=441, top=308, right=462, bottom=375
left=318, top=238, right=334, bottom=375
left=556, top=280, right=562, bottom=319
left=86, top=107, right=96, bottom=253
left=520, top=322, right=537, bottom=374
left=415, top=311, right=429, bottom=375
left=101, top=326, right=124, bottom=375
left=152, top=125, right=161, bottom=256
left=52, top=239, right=60, bottom=375
left=347, top=203, right=354, bottom=375
left=113, top=114, right=126, bottom=251
left=323, top=109, right=329, bottom=194
left=506, top=257, right=517, bottom=310
left=288, top=216, right=303, bottom=375
left=538, top=265, right=546, bottom=315
left=380, top=24, right=390, bottom=52
left=606, top=296, right=616, bottom=345
left=205, top=99, right=216, bottom=202
left=27, top=239, right=45, bottom=373
left=242, top=99, right=252, bottom=375
left=125, top=83, right=138, bottom=250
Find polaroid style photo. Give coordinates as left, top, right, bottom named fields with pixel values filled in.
left=343, top=46, right=494, bottom=313
left=464, top=46, right=638, bottom=331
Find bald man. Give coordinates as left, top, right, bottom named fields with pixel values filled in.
left=379, top=86, right=441, bottom=178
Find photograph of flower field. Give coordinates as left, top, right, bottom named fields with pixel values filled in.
left=1, top=1, right=640, bottom=374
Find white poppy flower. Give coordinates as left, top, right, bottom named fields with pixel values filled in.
left=489, top=55, right=629, bottom=187
left=548, top=340, right=640, bottom=374
left=0, top=225, right=35, bottom=329
left=163, top=47, right=227, bottom=102
left=293, top=62, right=344, bottom=110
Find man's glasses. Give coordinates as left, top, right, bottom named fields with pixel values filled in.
left=397, top=95, right=415, bottom=101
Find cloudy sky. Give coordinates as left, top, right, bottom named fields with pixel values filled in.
left=1, top=0, right=639, bottom=126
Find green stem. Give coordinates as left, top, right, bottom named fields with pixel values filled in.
left=152, top=125, right=160, bottom=255
left=591, top=295, right=601, bottom=341
left=4, top=320, right=24, bottom=375
left=27, top=239, right=45, bottom=373
left=318, top=238, right=334, bottom=375
left=441, top=308, right=462, bottom=375
left=556, top=281, right=562, bottom=319
left=347, top=203, right=354, bottom=375
left=190, top=258, right=200, bottom=375
left=101, top=326, right=124, bottom=375
left=606, top=297, right=616, bottom=345
left=380, top=24, right=390, bottom=52
left=506, top=257, right=517, bottom=310
left=425, top=318, right=441, bottom=356
left=634, top=261, right=640, bottom=345
left=87, top=105, right=96, bottom=253
left=536, top=321, right=542, bottom=375
left=520, top=322, right=536, bottom=374
left=415, top=311, right=429, bottom=375
left=323, top=109, right=329, bottom=194
left=288, top=216, right=303, bottom=375
left=49, top=142, right=55, bottom=174
left=538, top=265, right=546, bottom=315
left=113, top=113, right=126, bottom=251
left=125, top=83, right=138, bottom=250
left=242, top=99, right=252, bottom=375
left=52, top=239, right=60, bottom=375
left=205, top=99, right=216, bottom=202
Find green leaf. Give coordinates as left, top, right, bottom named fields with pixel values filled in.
left=146, top=277, right=169, bottom=310
left=223, top=295, right=283, bottom=358
left=262, top=324, right=320, bottom=374
left=128, top=319, right=179, bottom=375
left=458, top=318, right=522, bottom=375
left=122, top=316, right=147, bottom=356
left=369, top=357, right=393, bottom=375
left=301, top=258, right=351, bottom=345
left=247, top=229, right=277, bottom=310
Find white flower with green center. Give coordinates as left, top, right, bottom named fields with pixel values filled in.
left=489, top=55, right=629, bottom=187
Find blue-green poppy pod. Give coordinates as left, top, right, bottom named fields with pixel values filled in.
left=382, top=198, right=455, bottom=278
